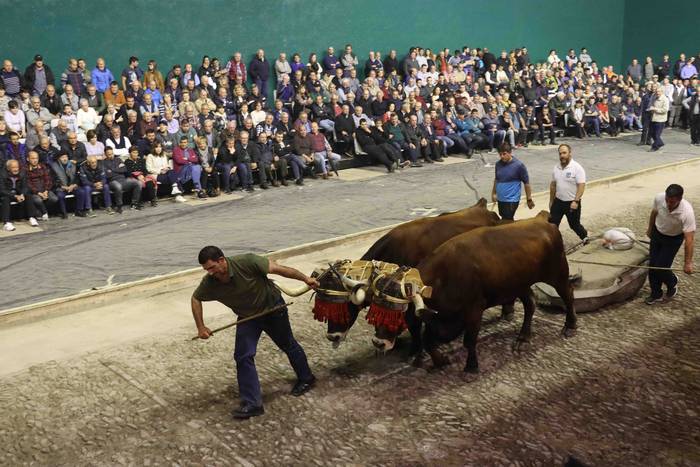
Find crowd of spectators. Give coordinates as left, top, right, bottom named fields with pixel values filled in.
left=1, top=44, right=699, bottom=232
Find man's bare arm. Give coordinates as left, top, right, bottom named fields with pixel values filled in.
left=647, top=208, right=658, bottom=237
left=549, top=181, right=556, bottom=208
left=268, top=259, right=319, bottom=288
left=191, top=296, right=211, bottom=339
left=683, top=231, right=694, bottom=274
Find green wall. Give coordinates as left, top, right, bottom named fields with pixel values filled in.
left=1, top=0, right=625, bottom=90
left=622, top=0, right=700, bottom=69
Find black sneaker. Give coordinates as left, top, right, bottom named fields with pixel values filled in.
left=245, top=185, right=255, bottom=192
left=644, top=295, right=664, bottom=305
left=75, top=210, right=87, bottom=218
left=115, top=206, right=123, bottom=214
left=197, top=190, right=208, bottom=199
left=232, top=404, right=264, bottom=420
left=260, top=183, right=269, bottom=190
left=295, top=178, right=304, bottom=186
left=290, top=376, right=316, bottom=397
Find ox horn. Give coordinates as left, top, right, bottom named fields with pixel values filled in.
left=273, top=281, right=312, bottom=297
left=412, top=292, right=438, bottom=320
left=340, top=276, right=368, bottom=306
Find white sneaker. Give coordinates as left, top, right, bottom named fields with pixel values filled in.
left=175, top=195, right=186, bottom=203
left=41, top=213, right=49, bottom=221
left=2, top=222, right=15, bottom=232
left=29, top=217, right=39, bottom=227
left=171, top=184, right=182, bottom=195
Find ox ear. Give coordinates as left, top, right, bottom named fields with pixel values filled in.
left=475, top=197, right=488, bottom=208
left=536, top=210, right=550, bottom=221
left=420, top=286, right=433, bottom=299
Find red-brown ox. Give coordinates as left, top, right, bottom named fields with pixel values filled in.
left=371, top=211, right=578, bottom=373
left=319, top=198, right=504, bottom=350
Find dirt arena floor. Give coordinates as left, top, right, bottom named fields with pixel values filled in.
left=0, top=163, right=699, bottom=466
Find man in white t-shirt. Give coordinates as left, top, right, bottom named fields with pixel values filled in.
left=548, top=144, right=588, bottom=241
left=645, top=184, right=696, bottom=304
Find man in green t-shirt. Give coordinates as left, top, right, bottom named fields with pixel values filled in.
left=192, top=245, right=319, bottom=419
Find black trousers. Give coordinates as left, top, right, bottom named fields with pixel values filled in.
left=648, top=226, right=684, bottom=298
left=640, top=114, right=652, bottom=144
left=549, top=198, right=587, bottom=240
left=690, top=114, right=700, bottom=144
left=497, top=201, right=519, bottom=221
left=365, top=145, right=394, bottom=170
left=2, top=193, right=39, bottom=222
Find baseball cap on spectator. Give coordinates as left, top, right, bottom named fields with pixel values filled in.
left=34, top=54, right=43, bottom=62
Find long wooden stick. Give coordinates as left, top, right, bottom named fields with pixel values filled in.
left=190, top=302, right=293, bottom=341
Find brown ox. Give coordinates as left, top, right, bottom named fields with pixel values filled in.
left=323, top=198, right=503, bottom=351
left=373, top=211, right=578, bottom=373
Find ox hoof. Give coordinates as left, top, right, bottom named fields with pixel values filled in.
left=500, top=304, right=515, bottom=321
left=462, top=366, right=480, bottom=381
left=561, top=326, right=577, bottom=338
left=501, top=311, right=515, bottom=322
left=411, top=354, right=425, bottom=368
left=512, top=337, right=530, bottom=353
left=430, top=354, right=450, bottom=369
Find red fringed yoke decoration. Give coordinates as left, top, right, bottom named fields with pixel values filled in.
left=313, top=296, right=350, bottom=325
left=366, top=302, right=407, bottom=334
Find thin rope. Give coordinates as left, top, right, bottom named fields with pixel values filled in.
left=569, top=259, right=694, bottom=276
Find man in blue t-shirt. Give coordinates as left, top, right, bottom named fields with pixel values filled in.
left=491, top=142, right=535, bottom=220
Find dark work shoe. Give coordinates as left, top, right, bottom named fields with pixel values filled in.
left=232, top=404, right=264, bottom=420
left=197, top=190, right=208, bottom=199
left=115, top=205, right=123, bottom=214
left=75, top=210, right=87, bottom=218
left=260, top=183, right=269, bottom=190
left=644, top=294, right=664, bottom=305
left=295, top=178, right=304, bottom=186
left=245, top=185, right=255, bottom=192
left=290, top=376, right=316, bottom=397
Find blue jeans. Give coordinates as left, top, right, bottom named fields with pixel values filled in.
left=56, top=188, right=86, bottom=214
left=234, top=305, right=313, bottom=407
left=585, top=116, right=601, bottom=136
left=650, top=122, right=665, bottom=149
left=282, top=154, right=306, bottom=180
left=176, top=164, right=203, bottom=191
left=313, top=150, right=341, bottom=174
left=77, top=185, right=94, bottom=210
